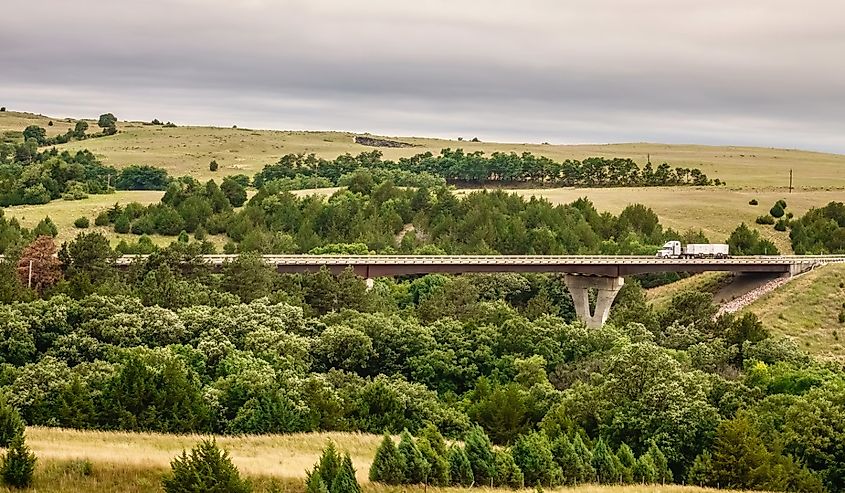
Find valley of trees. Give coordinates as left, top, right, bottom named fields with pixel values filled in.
left=4, top=123, right=845, bottom=492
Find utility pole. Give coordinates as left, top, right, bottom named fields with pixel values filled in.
left=789, top=169, right=793, bottom=193
left=28, top=260, right=33, bottom=289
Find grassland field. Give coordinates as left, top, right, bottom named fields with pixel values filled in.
left=10, top=427, right=749, bottom=493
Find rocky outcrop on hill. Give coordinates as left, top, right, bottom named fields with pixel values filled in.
left=354, top=136, right=416, bottom=148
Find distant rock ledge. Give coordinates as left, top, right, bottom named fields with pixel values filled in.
left=354, top=136, right=417, bottom=148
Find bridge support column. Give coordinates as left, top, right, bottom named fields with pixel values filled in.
left=564, top=275, right=624, bottom=328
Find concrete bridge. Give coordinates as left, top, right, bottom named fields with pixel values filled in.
left=113, top=254, right=845, bottom=327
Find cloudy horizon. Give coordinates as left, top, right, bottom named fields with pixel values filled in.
left=3, top=0, right=844, bottom=153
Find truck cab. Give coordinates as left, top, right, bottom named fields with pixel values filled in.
left=656, top=240, right=682, bottom=258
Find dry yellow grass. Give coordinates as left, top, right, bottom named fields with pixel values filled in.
left=15, top=427, right=751, bottom=493
left=3, top=111, right=844, bottom=189
left=25, top=427, right=381, bottom=482
left=744, top=263, right=845, bottom=359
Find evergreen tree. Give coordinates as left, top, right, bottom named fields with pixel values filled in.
left=419, top=423, right=448, bottom=457
left=493, top=448, right=524, bottom=488
left=369, top=434, right=404, bottom=485
left=305, top=470, right=329, bottom=493
left=447, top=445, right=474, bottom=486
left=571, top=434, right=595, bottom=483
left=464, top=425, right=495, bottom=486
left=1, top=433, right=35, bottom=489
left=686, top=450, right=714, bottom=487
left=632, top=454, right=658, bottom=484
left=330, top=454, right=361, bottom=493
left=315, top=441, right=342, bottom=487
left=418, top=436, right=450, bottom=486
left=397, top=430, right=430, bottom=484
left=0, top=401, right=24, bottom=448
left=647, top=442, right=673, bottom=484
left=591, top=438, right=619, bottom=484
left=162, top=439, right=250, bottom=493
left=552, top=435, right=582, bottom=485
left=511, top=431, right=562, bottom=486
left=616, top=443, right=636, bottom=484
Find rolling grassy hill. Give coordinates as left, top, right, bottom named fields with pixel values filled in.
left=4, top=110, right=845, bottom=189
left=743, top=263, right=845, bottom=360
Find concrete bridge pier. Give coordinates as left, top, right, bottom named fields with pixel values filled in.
left=564, top=274, right=624, bottom=328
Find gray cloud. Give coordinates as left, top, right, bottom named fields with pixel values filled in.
left=2, top=0, right=844, bottom=151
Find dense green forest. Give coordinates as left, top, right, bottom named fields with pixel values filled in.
left=254, top=149, right=722, bottom=188
left=0, top=235, right=841, bottom=491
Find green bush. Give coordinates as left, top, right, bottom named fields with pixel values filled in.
left=162, top=439, right=251, bottom=493
left=114, top=214, right=130, bottom=234
left=756, top=215, right=775, bottom=225
left=209, top=160, right=219, bottom=172
left=749, top=199, right=758, bottom=205
left=1, top=433, right=36, bottom=489
left=770, top=202, right=785, bottom=218
left=775, top=219, right=788, bottom=232
left=74, top=216, right=90, bottom=229
left=94, top=212, right=110, bottom=227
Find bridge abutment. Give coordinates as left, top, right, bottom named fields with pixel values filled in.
left=565, top=275, right=624, bottom=328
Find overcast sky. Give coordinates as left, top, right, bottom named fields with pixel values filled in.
left=2, top=0, right=844, bottom=152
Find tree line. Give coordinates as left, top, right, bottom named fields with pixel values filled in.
left=254, top=148, right=723, bottom=188
left=92, top=170, right=725, bottom=257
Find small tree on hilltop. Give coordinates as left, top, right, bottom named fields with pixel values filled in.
left=17, top=236, right=62, bottom=292
left=162, top=439, right=251, bottom=493
left=369, top=433, right=404, bottom=485
left=98, top=113, right=117, bottom=129
left=0, top=402, right=24, bottom=448
left=447, top=445, right=474, bottom=486
left=1, top=433, right=36, bottom=489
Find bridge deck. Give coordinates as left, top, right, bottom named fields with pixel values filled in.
left=112, top=254, right=845, bottom=277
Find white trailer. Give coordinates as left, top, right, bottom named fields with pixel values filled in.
left=656, top=241, right=730, bottom=258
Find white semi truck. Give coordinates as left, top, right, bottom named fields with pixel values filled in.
left=655, top=241, right=730, bottom=259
